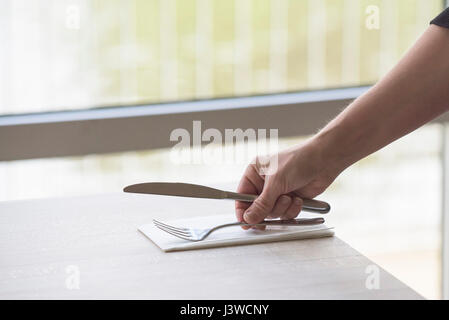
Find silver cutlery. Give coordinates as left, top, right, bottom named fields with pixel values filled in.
left=153, top=217, right=325, bottom=242
left=124, top=182, right=330, bottom=214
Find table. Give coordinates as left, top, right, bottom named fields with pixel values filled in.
left=0, top=193, right=422, bottom=299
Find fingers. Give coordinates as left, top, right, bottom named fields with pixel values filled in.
left=236, top=155, right=306, bottom=227
left=280, top=197, right=303, bottom=220
left=243, top=194, right=303, bottom=225
left=243, top=184, right=280, bottom=224
left=235, top=206, right=252, bottom=230
left=265, top=195, right=303, bottom=220
left=267, top=195, right=292, bottom=219
left=235, top=164, right=265, bottom=229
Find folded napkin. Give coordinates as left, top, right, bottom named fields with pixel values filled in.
left=139, top=214, right=334, bottom=252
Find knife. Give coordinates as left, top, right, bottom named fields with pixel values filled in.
left=123, top=182, right=330, bottom=214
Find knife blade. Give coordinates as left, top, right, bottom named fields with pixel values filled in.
left=123, top=182, right=330, bottom=214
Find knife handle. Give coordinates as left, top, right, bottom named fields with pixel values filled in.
left=225, top=191, right=330, bottom=214
left=225, top=191, right=258, bottom=202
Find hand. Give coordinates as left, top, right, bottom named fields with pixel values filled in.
left=235, top=139, right=341, bottom=227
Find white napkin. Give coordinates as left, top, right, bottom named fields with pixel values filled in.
left=139, top=214, right=334, bottom=252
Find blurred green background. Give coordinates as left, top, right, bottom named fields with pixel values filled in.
left=0, top=0, right=445, bottom=299
left=0, top=0, right=442, bottom=113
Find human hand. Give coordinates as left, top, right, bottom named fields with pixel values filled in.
left=235, top=140, right=341, bottom=227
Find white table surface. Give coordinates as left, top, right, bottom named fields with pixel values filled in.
left=0, top=192, right=422, bottom=299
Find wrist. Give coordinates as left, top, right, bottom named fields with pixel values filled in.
left=306, top=126, right=350, bottom=178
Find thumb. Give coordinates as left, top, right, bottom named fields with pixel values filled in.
left=243, top=184, right=280, bottom=224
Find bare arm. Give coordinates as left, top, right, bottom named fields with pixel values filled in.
left=318, top=25, right=449, bottom=173
left=236, top=25, right=449, bottom=224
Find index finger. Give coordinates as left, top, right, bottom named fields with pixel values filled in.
left=235, top=166, right=264, bottom=229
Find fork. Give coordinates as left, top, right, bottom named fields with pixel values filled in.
left=153, top=217, right=325, bottom=242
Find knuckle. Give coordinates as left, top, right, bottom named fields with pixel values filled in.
left=279, top=195, right=291, bottom=206
left=253, top=196, right=272, bottom=213
left=244, top=212, right=263, bottom=224
left=244, top=200, right=271, bottom=223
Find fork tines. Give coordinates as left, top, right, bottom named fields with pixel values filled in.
left=153, top=219, right=193, bottom=241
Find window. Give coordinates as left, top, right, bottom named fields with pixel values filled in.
left=0, top=0, right=442, bottom=114
left=0, top=0, right=446, bottom=300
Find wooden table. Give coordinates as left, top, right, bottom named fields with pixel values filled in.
left=0, top=193, right=422, bottom=299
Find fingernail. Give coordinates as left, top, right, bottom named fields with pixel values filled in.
left=294, top=197, right=302, bottom=205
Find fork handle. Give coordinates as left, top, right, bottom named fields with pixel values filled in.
left=252, top=217, right=325, bottom=226
left=224, top=191, right=330, bottom=214
left=214, top=217, right=325, bottom=230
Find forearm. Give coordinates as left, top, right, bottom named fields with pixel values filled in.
left=313, top=25, right=449, bottom=173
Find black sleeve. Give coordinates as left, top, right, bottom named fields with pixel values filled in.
left=430, top=7, right=449, bottom=29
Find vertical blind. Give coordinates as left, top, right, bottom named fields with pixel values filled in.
left=0, top=0, right=442, bottom=114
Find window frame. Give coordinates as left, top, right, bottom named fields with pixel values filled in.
left=2, top=85, right=449, bottom=162
left=0, top=86, right=374, bottom=161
